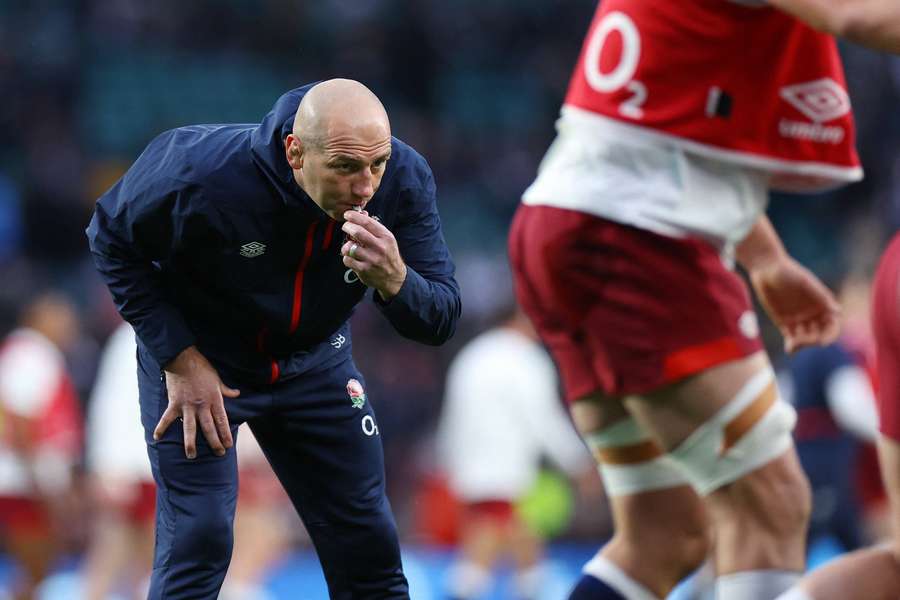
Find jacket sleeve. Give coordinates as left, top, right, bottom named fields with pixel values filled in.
left=373, top=163, right=461, bottom=345
left=86, top=160, right=199, bottom=368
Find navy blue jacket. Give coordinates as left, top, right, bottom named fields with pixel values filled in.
left=87, top=83, right=461, bottom=385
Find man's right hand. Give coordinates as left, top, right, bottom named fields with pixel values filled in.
left=748, top=255, right=841, bottom=353
left=154, top=346, right=239, bottom=459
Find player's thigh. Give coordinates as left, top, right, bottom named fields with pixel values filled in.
left=570, top=391, right=630, bottom=435
left=625, top=351, right=806, bottom=528
left=572, top=391, right=708, bottom=544
left=623, top=350, right=771, bottom=449
left=572, top=391, right=686, bottom=500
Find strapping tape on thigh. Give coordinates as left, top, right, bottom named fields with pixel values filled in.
left=586, top=417, right=690, bottom=496
left=668, top=368, right=797, bottom=496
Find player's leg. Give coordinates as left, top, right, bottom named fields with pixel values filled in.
left=507, top=508, right=549, bottom=600
left=568, top=393, right=710, bottom=600
left=508, top=206, right=712, bottom=599
left=137, top=347, right=242, bottom=600
left=0, top=503, right=58, bottom=600
left=627, top=351, right=810, bottom=599
left=446, top=501, right=512, bottom=600
left=249, top=358, right=408, bottom=600
left=774, top=545, right=900, bottom=600
left=775, top=436, right=900, bottom=600
left=82, top=477, right=144, bottom=600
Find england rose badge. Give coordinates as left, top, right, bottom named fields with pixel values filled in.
left=347, top=378, right=367, bottom=409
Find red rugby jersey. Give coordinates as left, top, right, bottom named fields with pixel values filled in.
left=564, top=0, right=863, bottom=192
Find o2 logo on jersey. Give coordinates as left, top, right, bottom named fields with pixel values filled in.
left=583, top=11, right=646, bottom=120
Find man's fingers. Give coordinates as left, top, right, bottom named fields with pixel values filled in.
left=817, top=315, right=841, bottom=346
left=784, top=316, right=840, bottom=353
left=221, top=383, right=241, bottom=399
left=182, top=409, right=198, bottom=459
left=198, top=411, right=225, bottom=457
left=343, top=210, right=390, bottom=236
left=342, top=251, right=365, bottom=272
left=341, top=222, right=380, bottom=247
left=153, top=405, right=180, bottom=441
left=784, top=322, right=810, bottom=353
left=342, top=254, right=363, bottom=272
left=341, top=241, right=373, bottom=264
left=211, top=401, right=233, bottom=449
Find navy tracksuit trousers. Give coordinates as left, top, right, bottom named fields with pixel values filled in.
left=137, top=344, right=409, bottom=599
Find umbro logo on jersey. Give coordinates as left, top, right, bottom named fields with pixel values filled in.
left=778, top=79, right=849, bottom=145
left=239, top=242, right=266, bottom=258
left=780, top=79, right=850, bottom=123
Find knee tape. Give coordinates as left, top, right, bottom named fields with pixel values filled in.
left=586, top=417, right=689, bottom=497
left=668, top=368, right=797, bottom=496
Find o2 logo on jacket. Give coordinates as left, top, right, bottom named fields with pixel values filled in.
left=361, top=415, right=379, bottom=436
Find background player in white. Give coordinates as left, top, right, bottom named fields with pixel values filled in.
left=437, top=304, right=594, bottom=600
left=509, top=1, right=900, bottom=599
left=83, top=321, right=156, bottom=600
left=0, top=292, right=82, bottom=600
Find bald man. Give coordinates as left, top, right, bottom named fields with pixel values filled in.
left=87, top=80, right=461, bottom=599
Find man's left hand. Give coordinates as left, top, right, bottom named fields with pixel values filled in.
left=341, top=210, right=407, bottom=300
left=748, top=254, right=841, bottom=353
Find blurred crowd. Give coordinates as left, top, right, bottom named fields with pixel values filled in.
left=3, top=0, right=900, bottom=597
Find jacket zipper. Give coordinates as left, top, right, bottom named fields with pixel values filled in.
left=256, top=327, right=280, bottom=384
left=262, top=219, right=331, bottom=384
left=289, top=221, right=319, bottom=334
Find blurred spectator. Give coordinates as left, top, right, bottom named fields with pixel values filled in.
left=0, top=292, right=83, bottom=600
left=436, top=305, right=594, bottom=600
left=82, top=321, right=154, bottom=600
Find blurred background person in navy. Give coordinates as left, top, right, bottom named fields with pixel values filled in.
left=436, top=302, right=595, bottom=600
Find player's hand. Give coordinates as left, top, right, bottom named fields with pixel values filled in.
left=748, top=256, right=841, bottom=353
left=155, top=346, right=238, bottom=459
left=340, top=210, right=408, bottom=300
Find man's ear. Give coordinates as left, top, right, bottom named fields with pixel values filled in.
left=284, top=134, right=304, bottom=169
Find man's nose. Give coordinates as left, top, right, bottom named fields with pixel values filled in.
left=351, top=171, right=375, bottom=198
